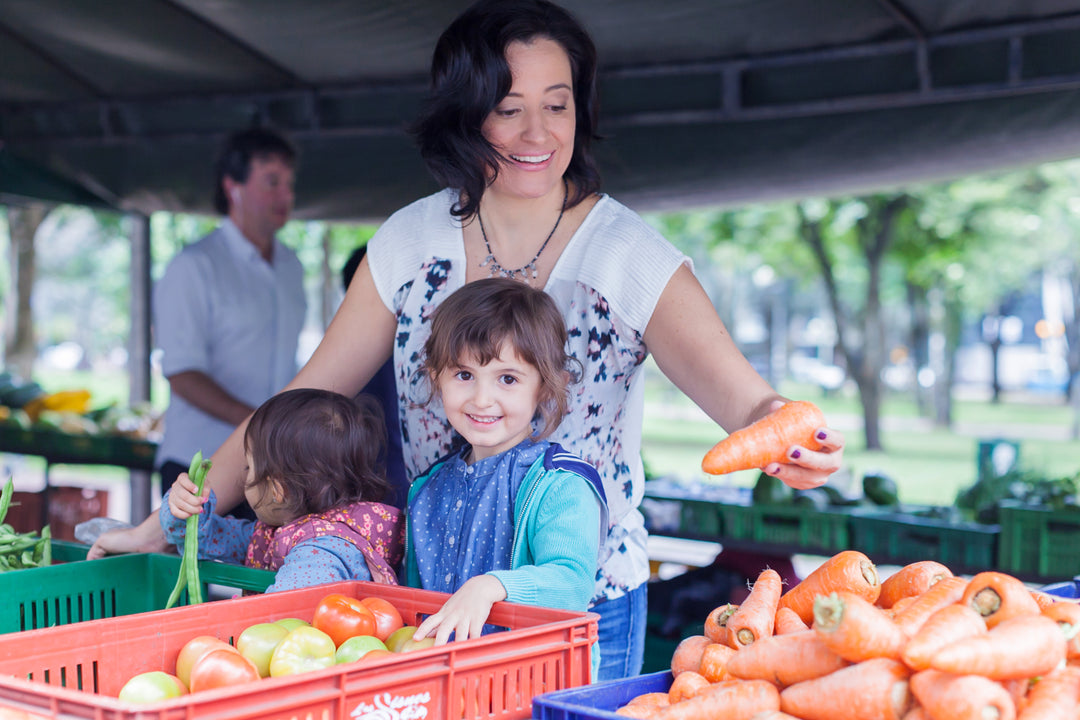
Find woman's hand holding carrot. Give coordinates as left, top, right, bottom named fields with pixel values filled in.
left=702, top=400, right=844, bottom=491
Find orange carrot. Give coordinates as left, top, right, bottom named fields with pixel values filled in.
left=779, top=658, right=912, bottom=720
left=653, top=679, right=780, bottom=720
left=1017, top=664, right=1080, bottom=719
left=774, top=607, right=809, bottom=635
left=668, top=671, right=710, bottom=703
left=876, top=561, right=953, bottom=609
left=671, top=635, right=712, bottom=676
left=1000, top=678, right=1030, bottom=712
left=778, top=550, right=881, bottom=625
left=1041, top=601, right=1080, bottom=660
left=699, top=642, right=737, bottom=682
left=617, top=705, right=659, bottom=719
left=900, top=603, right=986, bottom=672
left=725, top=630, right=850, bottom=688
left=900, top=708, right=932, bottom=720
left=812, top=591, right=908, bottom=662
left=892, top=576, right=968, bottom=637
left=1029, top=590, right=1057, bottom=611
left=886, top=594, right=918, bottom=618
left=747, top=713, right=802, bottom=720
left=929, top=613, right=1068, bottom=680
left=729, top=569, right=783, bottom=648
left=623, top=692, right=671, bottom=712
left=705, top=603, right=738, bottom=646
left=702, top=400, right=825, bottom=475
left=961, top=571, right=1041, bottom=629
left=909, top=669, right=1016, bottom=720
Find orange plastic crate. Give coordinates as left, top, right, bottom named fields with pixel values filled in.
left=0, top=580, right=597, bottom=720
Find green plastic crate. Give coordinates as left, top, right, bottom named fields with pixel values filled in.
left=998, top=500, right=1080, bottom=580
left=751, top=504, right=853, bottom=554
left=0, top=541, right=275, bottom=634
left=715, top=502, right=851, bottom=553
left=848, top=506, right=999, bottom=572
left=678, top=498, right=723, bottom=537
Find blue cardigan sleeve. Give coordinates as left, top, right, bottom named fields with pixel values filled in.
left=160, top=489, right=253, bottom=565
left=487, top=470, right=601, bottom=612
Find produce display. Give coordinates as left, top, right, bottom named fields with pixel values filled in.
left=616, top=551, right=1080, bottom=720
left=0, top=477, right=51, bottom=571
left=118, top=589, right=433, bottom=704
left=0, top=372, right=161, bottom=441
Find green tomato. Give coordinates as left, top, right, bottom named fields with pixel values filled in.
left=269, top=626, right=337, bottom=677
left=334, top=634, right=389, bottom=664
left=236, top=622, right=290, bottom=678
left=118, top=671, right=188, bottom=703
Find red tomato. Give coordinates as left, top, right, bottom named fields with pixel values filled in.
left=175, top=635, right=235, bottom=688
left=359, top=597, right=405, bottom=642
left=188, top=647, right=261, bottom=693
left=312, top=593, right=376, bottom=647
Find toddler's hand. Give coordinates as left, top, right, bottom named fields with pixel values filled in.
left=413, top=575, right=507, bottom=646
left=167, top=472, right=209, bottom=520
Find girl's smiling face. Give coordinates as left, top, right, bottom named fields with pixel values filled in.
left=436, top=344, right=543, bottom=462
left=481, top=37, right=576, bottom=203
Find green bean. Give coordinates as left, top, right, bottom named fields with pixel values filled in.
left=0, top=477, right=13, bottom=523
left=165, top=452, right=210, bottom=609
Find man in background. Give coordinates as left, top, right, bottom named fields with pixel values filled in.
left=154, top=127, right=306, bottom=516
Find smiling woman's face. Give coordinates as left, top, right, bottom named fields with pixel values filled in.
left=481, top=37, right=576, bottom=203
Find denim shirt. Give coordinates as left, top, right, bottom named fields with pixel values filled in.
left=409, top=438, right=545, bottom=595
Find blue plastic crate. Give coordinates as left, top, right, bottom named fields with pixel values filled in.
left=1041, top=577, right=1080, bottom=599
left=532, top=671, right=672, bottom=720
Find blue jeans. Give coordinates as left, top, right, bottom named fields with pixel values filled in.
left=592, top=583, right=648, bottom=681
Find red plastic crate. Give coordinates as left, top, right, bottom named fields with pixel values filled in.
left=0, top=580, right=597, bottom=720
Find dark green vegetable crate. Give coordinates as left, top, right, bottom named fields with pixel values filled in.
left=848, top=506, right=1000, bottom=572
left=0, top=540, right=275, bottom=634
left=718, top=502, right=853, bottom=555
left=997, top=500, right=1080, bottom=580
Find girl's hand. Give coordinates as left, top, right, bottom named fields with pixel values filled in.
left=413, top=575, right=507, bottom=646
left=761, top=401, right=846, bottom=490
left=167, top=472, right=209, bottom=520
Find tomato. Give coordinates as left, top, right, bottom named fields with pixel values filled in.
left=311, top=593, right=376, bottom=647
left=117, top=671, right=188, bottom=703
left=334, top=634, right=388, bottom=664
left=175, top=635, right=235, bottom=688
left=188, top=647, right=261, bottom=692
left=269, top=625, right=337, bottom=677
left=358, top=597, right=405, bottom=642
left=236, top=622, right=290, bottom=678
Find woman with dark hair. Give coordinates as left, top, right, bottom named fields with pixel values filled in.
left=92, top=0, right=845, bottom=680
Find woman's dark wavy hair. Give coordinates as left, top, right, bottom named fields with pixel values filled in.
left=244, top=388, right=391, bottom=520
left=409, top=0, right=601, bottom=220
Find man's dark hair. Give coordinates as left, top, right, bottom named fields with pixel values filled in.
left=213, top=126, right=298, bottom=215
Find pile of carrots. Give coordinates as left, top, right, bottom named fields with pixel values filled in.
left=617, top=550, right=1080, bottom=720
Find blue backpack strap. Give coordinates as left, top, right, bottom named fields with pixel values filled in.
left=543, top=443, right=607, bottom=507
